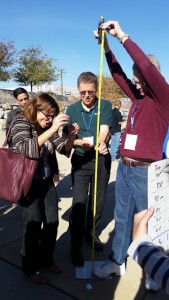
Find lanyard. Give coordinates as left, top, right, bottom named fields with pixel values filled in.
left=82, top=109, right=94, bottom=131
left=130, top=101, right=140, bottom=132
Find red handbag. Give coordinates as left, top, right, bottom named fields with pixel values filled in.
left=0, top=119, right=38, bottom=203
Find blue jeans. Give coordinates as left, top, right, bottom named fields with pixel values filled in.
left=110, top=160, right=148, bottom=264
left=110, top=133, right=121, bottom=160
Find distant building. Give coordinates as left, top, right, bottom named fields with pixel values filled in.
left=27, top=84, right=79, bottom=97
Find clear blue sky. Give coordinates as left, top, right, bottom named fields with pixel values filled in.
left=0, top=0, right=169, bottom=89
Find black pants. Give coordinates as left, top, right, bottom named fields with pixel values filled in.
left=70, top=151, right=111, bottom=248
left=19, top=176, right=59, bottom=275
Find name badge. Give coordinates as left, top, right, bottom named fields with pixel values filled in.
left=83, top=136, right=94, bottom=145
left=124, top=134, right=138, bottom=150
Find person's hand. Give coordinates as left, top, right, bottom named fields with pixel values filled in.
left=68, top=123, right=79, bottom=136
left=96, top=141, right=108, bottom=155
left=101, top=21, right=125, bottom=40
left=93, top=30, right=110, bottom=53
left=163, top=164, right=169, bottom=173
left=52, top=113, right=69, bottom=131
left=81, top=141, right=93, bottom=152
left=53, top=173, right=60, bottom=183
left=133, top=207, right=155, bottom=241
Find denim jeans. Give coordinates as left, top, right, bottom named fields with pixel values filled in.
left=110, top=133, right=121, bottom=160
left=110, top=160, right=148, bottom=264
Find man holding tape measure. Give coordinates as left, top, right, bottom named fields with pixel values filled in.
left=93, top=20, right=169, bottom=292
left=63, top=72, right=112, bottom=267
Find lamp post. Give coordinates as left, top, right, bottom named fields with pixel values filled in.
left=59, top=68, right=65, bottom=95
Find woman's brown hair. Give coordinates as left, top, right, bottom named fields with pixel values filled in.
left=24, top=92, right=60, bottom=126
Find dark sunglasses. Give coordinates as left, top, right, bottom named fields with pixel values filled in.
left=79, top=90, right=96, bottom=96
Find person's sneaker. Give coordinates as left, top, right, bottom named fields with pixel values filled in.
left=85, top=234, right=104, bottom=252
left=94, top=260, right=126, bottom=278
left=71, top=247, right=84, bottom=267
left=145, top=274, right=160, bottom=292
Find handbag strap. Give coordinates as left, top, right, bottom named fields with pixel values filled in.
left=3, top=116, right=21, bottom=147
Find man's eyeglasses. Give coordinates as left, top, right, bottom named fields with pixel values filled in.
left=40, top=110, right=54, bottom=119
left=131, top=79, right=145, bottom=86
left=79, top=90, right=96, bottom=96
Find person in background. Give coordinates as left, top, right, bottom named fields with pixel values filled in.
left=93, top=20, right=169, bottom=292
left=128, top=206, right=169, bottom=295
left=110, top=100, right=123, bottom=161
left=6, top=87, right=29, bottom=134
left=8, top=92, right=79, bottom=284
left=63, top=72, right=112, bottom=267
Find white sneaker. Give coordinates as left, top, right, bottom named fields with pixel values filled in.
left=145, top=274, right=160, bottom=292
left=94, top=260, right=126, bottom=278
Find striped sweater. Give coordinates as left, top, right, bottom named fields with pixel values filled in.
left=8, top=115, right=68, bottom=158
left=128, top=234, right=169, bottom=295
left=8, top=115, right=68, bottom=179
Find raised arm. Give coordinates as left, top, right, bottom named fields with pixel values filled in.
left=101, top=20, right=169, bottom=106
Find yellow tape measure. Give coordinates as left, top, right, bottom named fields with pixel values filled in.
left=92, top=16, right=105, bottom=270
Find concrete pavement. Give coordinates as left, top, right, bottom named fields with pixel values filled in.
left=0, top=130, right=168, bottom=299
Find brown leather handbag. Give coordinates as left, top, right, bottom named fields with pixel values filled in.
left=0, top=119, right=38, bottom=203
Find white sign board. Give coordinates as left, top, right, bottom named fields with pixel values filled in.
left=148, top=159, right=169, bottom=251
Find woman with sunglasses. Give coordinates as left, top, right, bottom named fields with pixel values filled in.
left=8, top=92, right=79, bottom=284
